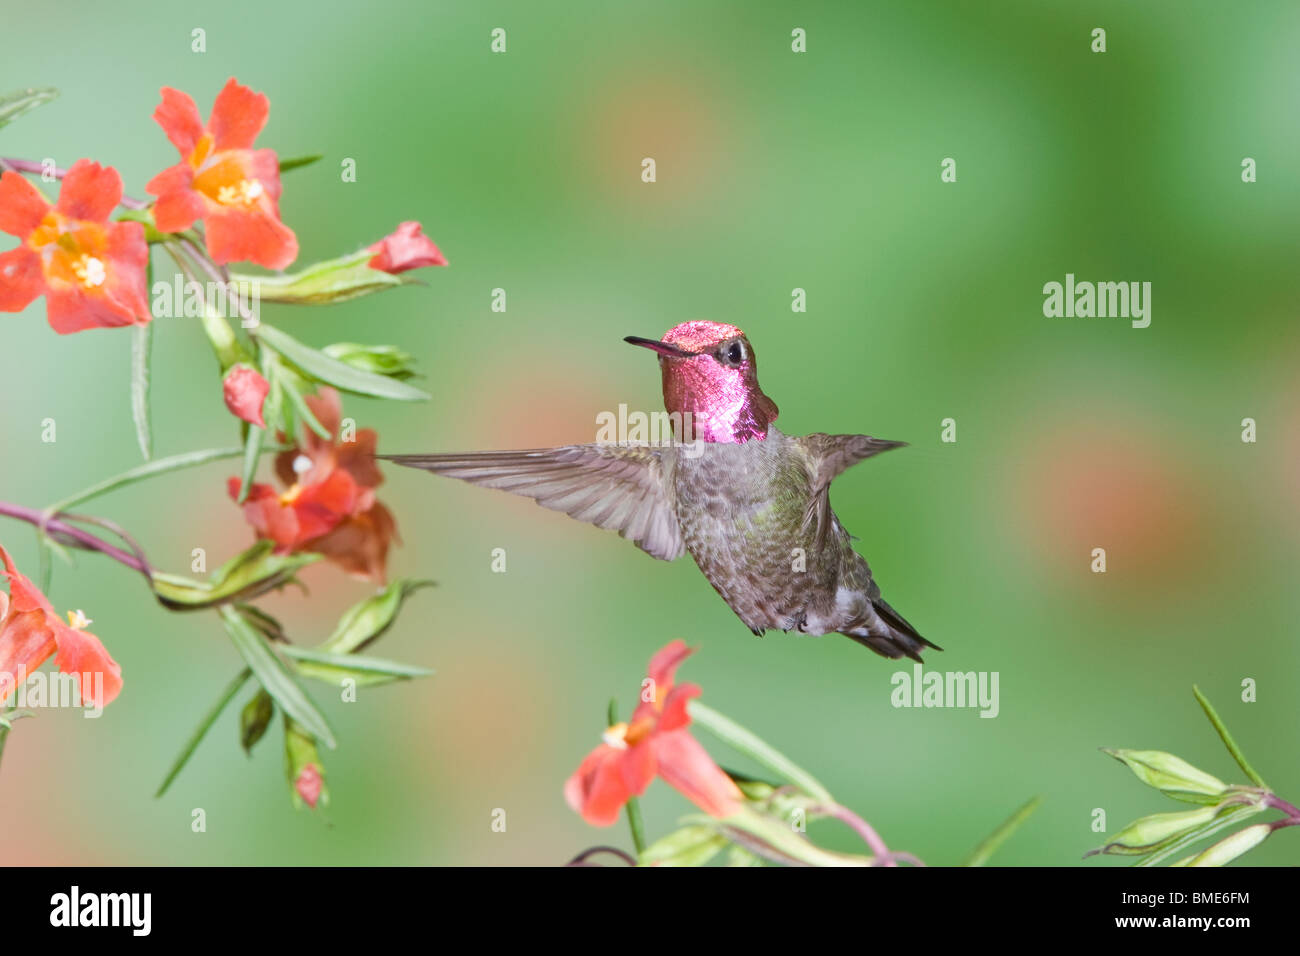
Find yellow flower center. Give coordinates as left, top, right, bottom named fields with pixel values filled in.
left=71, top=255, right=106, bottom=289
left=216, top=179, right=264, bottom=207
left=279, top=483, right=303, bottom=506
left=602, top=722, right=630, bottom=750
left=66, top=609, right=93, bottom=630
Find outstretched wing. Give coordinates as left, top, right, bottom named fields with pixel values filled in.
left=381, top=444, right=685, bottom=561
left=799, top=434, right=907, bottom=553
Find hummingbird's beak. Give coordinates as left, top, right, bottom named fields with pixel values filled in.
left=623, top=336, right=695, bottom=359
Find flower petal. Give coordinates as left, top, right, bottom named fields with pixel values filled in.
left=146, top=164, right=203, bottom=232
left=204, top=202, right=298, bottom=270
left=0, top=545, right=56, bottom=615
left=657, top=682, right=701, bottom=732
left=653, top=729, right=744, bottom=819
left=0, top=247, right=44, bottom=312
left=153, top=87, right=206, bottom=156
left=0, top=609, right=56, bottom=705
left=209, top=78, right=270, bottom=151
left=306, top=501, right=397, bottom=582
left=0, top=170, right=49, bottom=237
left=55, top=159, right=123, bottom=223
left=51, top=621, right=123, bottom=707
left=45, top=286, right=142, bottom=334
left=564, top=745, right=639, bottom=827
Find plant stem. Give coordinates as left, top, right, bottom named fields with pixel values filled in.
left=962, top=795, right=1042, bottom=867
left=0, top=501, right=148, bottom=576
left=45, top=446, right=252, bottom=516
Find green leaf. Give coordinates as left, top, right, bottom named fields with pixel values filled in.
left=0, top=87, right=58, bottom=131
left=236, top=422, right=263, bottom=505
left=322, top=343, right=418, bottom=380
left=964, top=795, right=1042, bottom=866
left=130, top=323, right=153, bottom=460
left=282, top=646, right=434, bottom=687
left=152, top=540, right=320, bottom=610
left=688, top=701, right=832, bottom=803
left=320, top=578, right=435, bottom=655
left=1193, top=685, right=1267, bottom=789
left=1136, top=803, right=1265, bottom=867
left=220, top=606, right=336, bottom=749
left=255, top=324, right=430, bottom=401
left=278, top=154, right=324, bottom=173
left=45, top=445, right=251, bottom=515
left=240, top=689, right=275, bottom=755
left=156, top=668, right=251, bottom=797
left=276, top=369, right=331, bottom=440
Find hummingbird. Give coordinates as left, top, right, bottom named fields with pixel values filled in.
left=384, top=321, right=937, bottom=661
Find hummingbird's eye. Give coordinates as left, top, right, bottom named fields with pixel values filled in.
left=716, top=341, right=746, bottom=367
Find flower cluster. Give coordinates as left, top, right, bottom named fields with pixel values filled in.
left=0, top=79, right=446, bottom=810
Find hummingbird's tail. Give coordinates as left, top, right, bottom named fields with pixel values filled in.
left=840, top=596, right=941, bottom=662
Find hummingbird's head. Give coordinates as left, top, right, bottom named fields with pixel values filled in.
left=624, top=321, right=778, bottom=443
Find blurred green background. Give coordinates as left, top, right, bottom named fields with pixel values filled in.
left=2, top=0, right=1298, bottom=866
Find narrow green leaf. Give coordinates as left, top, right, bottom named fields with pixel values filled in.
left=255, top=324, right=430, bottom=401
left=0, top=87, right=58, bottom=130
left=45, top=445, right=249, bottom=515
left=688, top=701, right=832, bottom=803
left=278, top=154, right=324, bottom=173
left=236, top=423, right=263, bottom=505
left=963, top=795, right=1042, bottom=866
left=156, top=668, right=251, bottom=797
left=1193, top=685, right=1266, bottom=789
left=277, top=369, right=331, bottom=440
left=281, top=645, right=434, bottom=686
left=220, top=606, right=336, bottom=749
left=130, top=322, right=153, bottom=460
left=1136, top=803, right=1265, bottom=867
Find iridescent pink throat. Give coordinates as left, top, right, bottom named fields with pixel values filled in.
left=660, top=360, right=779, bottom=444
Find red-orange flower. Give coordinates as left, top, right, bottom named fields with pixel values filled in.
left=146, top=78, right=298, bottom=270
left=228, top=387, right=397, bottom=581
left=0, top=160, right=149, bottom=334
left=0, top=546, right=123, bottom=708
left=565, top=640, right=743, bottom=826
left=223, top=364, right=270, bottom=427
left=368, top=221, right=447, bottom=273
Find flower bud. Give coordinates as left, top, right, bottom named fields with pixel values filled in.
left=367, top=221, right=447, bottom=273
left=321, top=343, right=417, bottom=380
left=1177, top=823, right=1271, bottom=867
left=1102, top=749, right=1229, bottom=803
left=1090, top=805, right=1221, bottom=856
left=223, top=364, right=270, bottom=427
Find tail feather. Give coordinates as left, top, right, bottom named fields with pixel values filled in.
left=841, top=597, right=940, bottom=662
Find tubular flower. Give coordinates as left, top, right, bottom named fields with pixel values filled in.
left=367, top=221, right=447, bottom=273
left=0, top=160, right=150, bottom=334
left=565, top=640, right=744, bottom=826
left=146, top=78, right=298, bottom=270
left=228, top=387, right=397, bottom=581
left=0, top=546, right=123, bottom=708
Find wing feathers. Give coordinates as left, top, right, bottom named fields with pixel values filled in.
left=381, top=445, right=685, bottom=561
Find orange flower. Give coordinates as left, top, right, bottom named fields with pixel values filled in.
left=0, top=546, right=122, bottom=708
left=0, top=160, right=150, bottom=333
left=565, top=640, right=743, bottom=826
left=229, top=387, right=397, bottom=581
left=146, top=78, right=298, bottom=269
